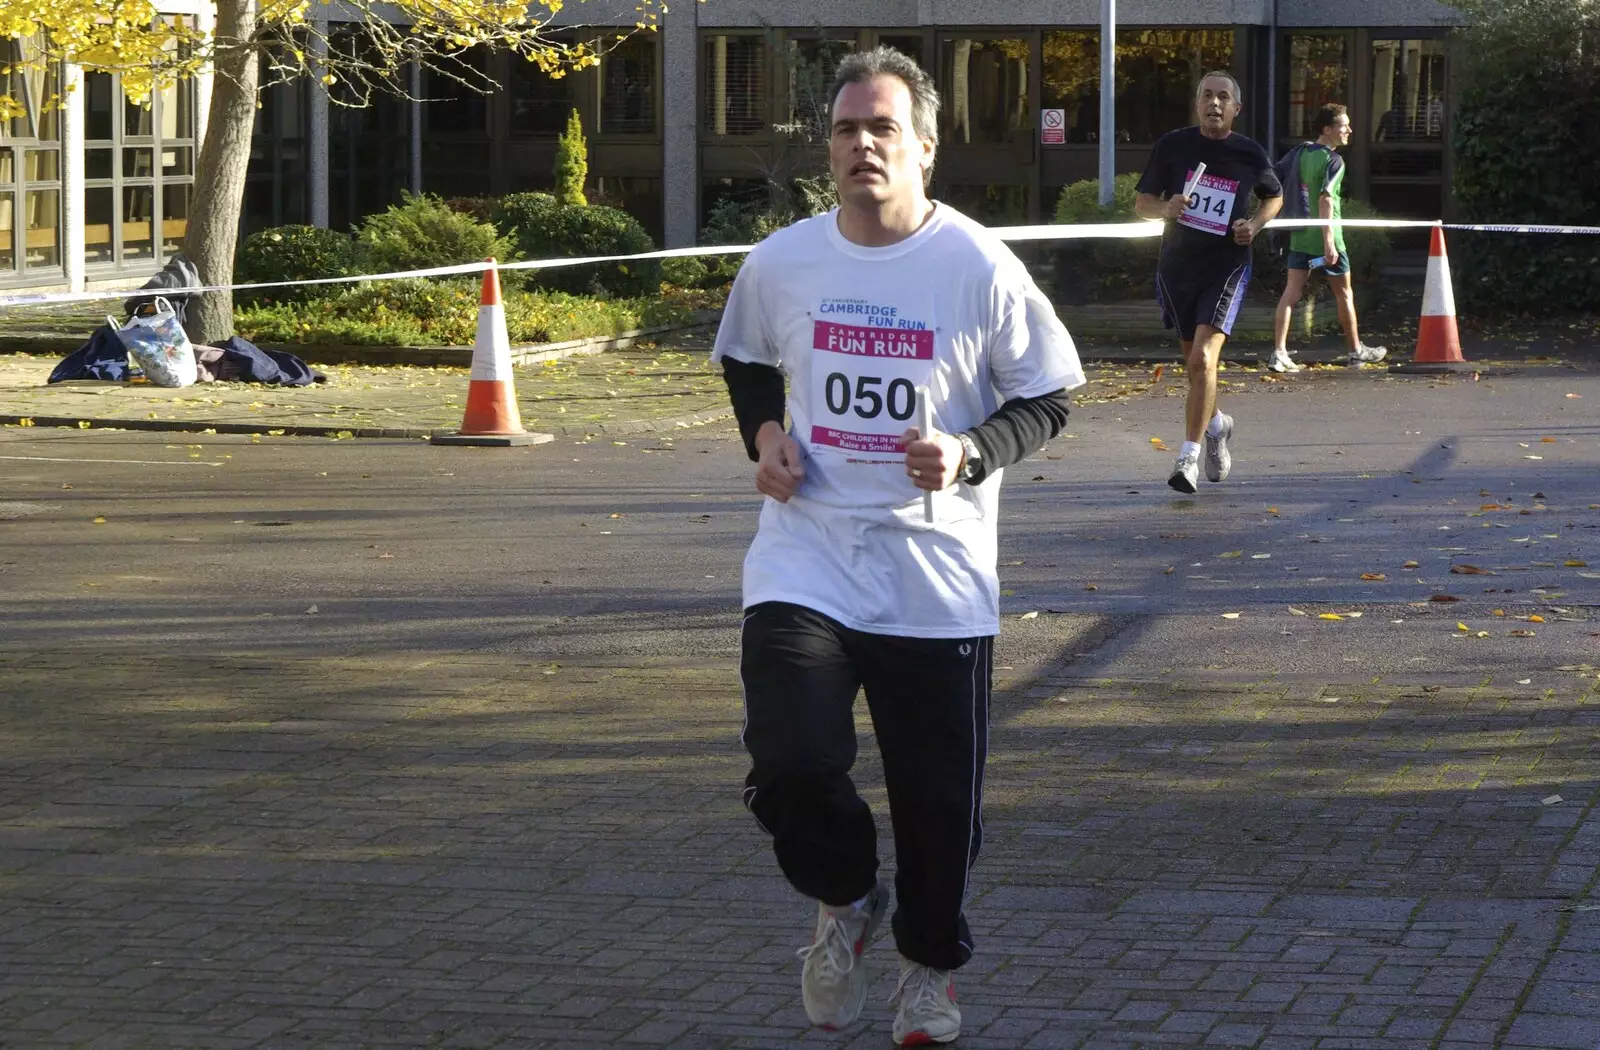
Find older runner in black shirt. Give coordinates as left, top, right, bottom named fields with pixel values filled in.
left=1135, top=71, right=1282, bottom=494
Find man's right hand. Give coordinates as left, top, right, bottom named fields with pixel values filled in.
left=1165, top=194, right=1193, bottom=220
left=754, top=420, right=805, bottom=503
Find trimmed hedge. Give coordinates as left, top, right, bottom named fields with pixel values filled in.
left=492, top=192, right=660, bottom=298
left=234, top=225, right=362, bottom=305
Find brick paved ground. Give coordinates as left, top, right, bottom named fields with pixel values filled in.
left=2, top=640, right=1597, bottom=1049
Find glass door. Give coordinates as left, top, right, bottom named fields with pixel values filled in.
left=1367, top=35, right=1447, bottom=226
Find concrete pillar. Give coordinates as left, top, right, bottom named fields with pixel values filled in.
left=661, top=4, right=700, bottom=247
left=308, top=21, right=330, bottom=227
left=61, top=63, right=86, bottom=292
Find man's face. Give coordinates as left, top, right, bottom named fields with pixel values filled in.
left=1325, top=113, right=1352, bottom=146
left=1195, top=76, right=1241, bottom=134
left=829, top=75, right=933, bottom=210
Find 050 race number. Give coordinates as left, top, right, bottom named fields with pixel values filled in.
left=823, top=373, right=917, bottom=422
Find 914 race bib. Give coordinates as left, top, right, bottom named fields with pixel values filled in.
left=1178, top=169, right=1239, bottom=237
left=808, top=309, right=935, bottom=465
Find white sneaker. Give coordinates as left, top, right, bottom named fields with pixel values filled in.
left=1205, top=413, right=1234, bottom=483
left=798, top=881, right=889, bottom=1030
left=1267, top=348, right=1302, bottom=373
left=1349, top=344, right=1387, bottom=365
left=891, top=957, right=961, bottom=1046
left=1168, top=448, right=1200, bottom=494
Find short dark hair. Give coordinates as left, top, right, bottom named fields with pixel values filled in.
left=1314, top=103, right=1349, bottom=134
left=1195, top=70, right=1243, bottom=104
left=829, top=46, right=941, bottom=183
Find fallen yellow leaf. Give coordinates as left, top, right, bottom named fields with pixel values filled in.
left=1221, top=612, right=1241, bottom=619
left=1510, top=629, right=1536, bottom=637
left=1565, top=560, right=1587, bottom=567
left=1361, top=573, right=1386, bottom=581
left=1457, top=622, right=1471, bottom=631
left=91, top=516, right=106, bottom=524
left=1319, top=613, right=1344, bottom=621
left=1218, top=551, right=1243, bottom=559
left=1493, top=609, right=1506, bottom=616
left=1529, top=614, right=1545, bottom=623
left=1288, top=607, right=1307, bottom=616
left=1403, top=560, right=1420, bottom=569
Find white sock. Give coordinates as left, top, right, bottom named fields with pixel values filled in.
left=851, top=894, right=870, bottom=912
left=1180, top=440, right=1202, bottom=459
left=1206, top=412, right=1228, bottom=437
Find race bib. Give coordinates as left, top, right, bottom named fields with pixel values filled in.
left=1178, top=169, right=1239, bottom=237
left=808, top=312, right=934, bottom=465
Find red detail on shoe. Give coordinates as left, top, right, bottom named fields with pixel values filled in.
left=821, top=1024, right=838, bottom=1032
left=853, top=936, right=865, bottom=955
left=899, top=1032, right=935, bottom=1047
left=947, top=981, right=957, bottom=1002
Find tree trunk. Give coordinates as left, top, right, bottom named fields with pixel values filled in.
left=182, top=0, right=260, bottom=344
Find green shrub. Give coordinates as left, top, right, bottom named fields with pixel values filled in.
left=356, top=191, right=517, bottom=276
left=660, top=253, right=711, bottom=289
left=1052, top=174, right=1157, bottom=301
left=234, top=278, right=707, bottom=347
left=1450, top=0, right=1600, bottom=313
left=492, top=192, right=660, bottom=298
left=553, top=109, right=589, bottom=206
left=701, top=196, right=797, bottom=281
left=234, top=225, right=362, bottom=305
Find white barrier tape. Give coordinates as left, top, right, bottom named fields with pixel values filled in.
left=3, top=217, right=1597, bottom=310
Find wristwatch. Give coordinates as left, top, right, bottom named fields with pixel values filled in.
left=956, top=433, right=983, bottom=483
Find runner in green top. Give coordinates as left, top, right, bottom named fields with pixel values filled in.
left=1269, top=103, right=1387, bottom=372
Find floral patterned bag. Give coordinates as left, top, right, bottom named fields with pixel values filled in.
left=107, top=296, right=197, bottom=388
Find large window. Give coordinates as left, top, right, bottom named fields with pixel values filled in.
left=509, top=46, right=574, bottom=135
left=702, top=34, right=768, bottom=136
left=244, top=55, right=310, bottom=234
left=599, top=33, right=657, bottom=135
left=1371, top=38, right=1446, bottom=145
left=1285, top=35, right=1349, bottom=142
left=944, top=38, right=1031, bottom=145
left=82, top=20, right=197, bottom=272
left=1114, top=29, right=1234, bottom=145
left=1, top=35, right=62, bottom=276
left=1042, top=31, right=1099, bottom=143
left=784, top=36, right=854, bottom=134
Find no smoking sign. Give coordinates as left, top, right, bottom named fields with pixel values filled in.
left=1041, top=108, right=1066, bottom=145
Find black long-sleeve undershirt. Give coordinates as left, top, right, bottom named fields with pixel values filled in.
left=721, top=357, right=1071, bottom=484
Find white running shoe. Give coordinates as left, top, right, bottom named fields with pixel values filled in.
left=891, top=957, right=961, bottom=1046
left=1168, top=448, right=1200, bottom=494
left=1205, top=412, right=1234, bottom=483
left=1267, top=348, right=1303, bottom=373
left=799, top=881, right=889, bottom=1030
left=1349, top=344, right=1388, bottom=365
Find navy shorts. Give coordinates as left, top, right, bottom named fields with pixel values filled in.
left=1155, top=264, right=1252, bottom=342
left=1287, top=250, right=1352, bottom=277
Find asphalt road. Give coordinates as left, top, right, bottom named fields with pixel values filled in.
left=3, top=359, right=1596, bottom=686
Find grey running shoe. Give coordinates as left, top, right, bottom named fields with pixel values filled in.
left=1349, top=344, right=1387, bottom=365
left=1205, top=412, right=1234, bottom=483
left=1168, top=448, right=1200, bottom=494
left=1267, top=348, right=1302, bottom=373
left=799, top=881, right=889, bottom=1030
left=891, top=957, right=961, bottom=1046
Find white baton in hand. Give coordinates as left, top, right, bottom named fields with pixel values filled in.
left=1182, top=161, right=1207, bottom=202
left=916, top=385, right=934, bottom=524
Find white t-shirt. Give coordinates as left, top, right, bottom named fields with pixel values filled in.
left=711, top=204, right=1085, bottom=638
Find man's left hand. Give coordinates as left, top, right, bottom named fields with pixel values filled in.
left=1232, top=219, right=1260, bottom=246
left=901, top=428, right=965, bottom=492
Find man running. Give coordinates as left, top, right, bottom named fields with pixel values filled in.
left=713, top=45, right=1084, bottom=1047
left=1268, top=103, right=1387, bottom=372
left=1134, top=71, right=1283, bottom=494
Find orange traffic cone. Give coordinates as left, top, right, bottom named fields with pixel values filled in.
left=431, top=261, right=552, bottom=446
left=1390, top=225, right=1468, bottom=374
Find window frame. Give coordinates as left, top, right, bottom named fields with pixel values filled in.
left=1, top=36, right=64, bottom=279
